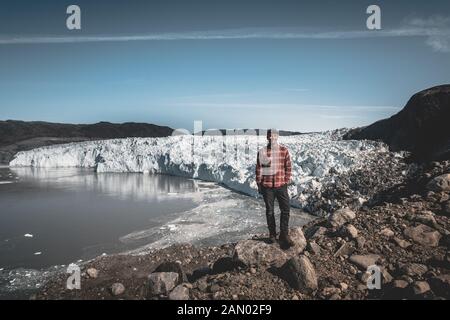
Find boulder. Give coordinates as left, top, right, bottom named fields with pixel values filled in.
left=429, top=274, right=450, bottom=298
left=153, top=261, right=187, bottom=283
left=393, top=237, right=412, bottom=249
left=148, top=272, right=179, bottom=296
left=380, top=228, right=395, bottom=238
left=233, top=240, right=288, bottom=267
left=340, top=224, right=358, bottom=239
left=328, top=208, right=356, bottom=228
left=392, top=279, right=409, bottom=289
left=400, top=263, right=428, bottom=277
left=427, top=174, right=450, bottom=192
left=280, top=256, right=318, bottom=292
left=169, top=284, right=190, bottom=300
left=86, top=268, right=98, bottom=279
left=283, top=227, right=307, bottom=256
left=412, top=211, right=438, bottom=228
left=349, top=254, right=380, bottom=270
left=412, top=281, right=431, bottom=295
left=306, top=241, right=321, bottom=255
left=403, top=224, right=442, bottom=247
left=111, top=283, right=125, bottom=296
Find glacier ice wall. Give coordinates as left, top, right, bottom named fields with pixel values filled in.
left=10, top=130, right=403, bottom=214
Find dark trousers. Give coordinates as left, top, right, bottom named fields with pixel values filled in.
left=261, top=184, right=290, bottom=236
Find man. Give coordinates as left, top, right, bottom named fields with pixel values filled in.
left=256, top=129, right=295, bottom=249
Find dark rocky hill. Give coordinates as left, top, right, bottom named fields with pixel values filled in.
left=344, top=85, right=450, bottom=161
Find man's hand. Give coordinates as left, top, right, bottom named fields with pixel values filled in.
left=257, top=183, right=263, bottom=195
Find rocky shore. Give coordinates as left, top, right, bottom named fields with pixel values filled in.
left=34, top=160, right=450, bottom=300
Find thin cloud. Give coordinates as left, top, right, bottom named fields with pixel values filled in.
left=284, top=88, right=309, bottom=92
left=170, top=102, right=398, bottom=111
left=0, top=24, right=449, bottom=47
left=1, top=16, right=449, bottom=53
left=404, top=15, right=450, bottom=52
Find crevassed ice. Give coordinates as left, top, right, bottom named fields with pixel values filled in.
left=10, top=130, right=391, bottom=209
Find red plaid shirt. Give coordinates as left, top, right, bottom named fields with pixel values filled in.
left=256, top=144, right=292, bottom=188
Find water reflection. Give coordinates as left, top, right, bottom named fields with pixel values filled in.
left=9, top=167, right=200, bottom=202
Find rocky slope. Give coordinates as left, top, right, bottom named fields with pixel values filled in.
left=34, top=160, right=450, bottom=300
left=344, top=85, right=450, bottom=161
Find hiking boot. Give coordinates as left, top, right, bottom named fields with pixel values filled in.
left=279, top=232, right=295, bottom=249
left=267, top=234, right=277, bottom=244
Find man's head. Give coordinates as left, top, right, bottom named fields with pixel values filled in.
left=267, top=128, right=279, bottom=145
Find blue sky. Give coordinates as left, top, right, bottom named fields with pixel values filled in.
left=0, top=0, right=449, bottom=132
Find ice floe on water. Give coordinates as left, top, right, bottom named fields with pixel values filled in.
left=120, top=181, right=315, bottom=255
left=11, top=129, right=407, bottom=215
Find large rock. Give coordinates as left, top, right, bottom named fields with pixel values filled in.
left=393, top=237, right=412, bottom=249
left=427, top=174, right=450, bottom=192
left=429, top=274, right=450, bottom=298
left=86, top=268, right=98, bottom=279
left=411, top=211, right=437, bottom=228
left=349, top=254, right=380, bottom=270
left=412, top=281, right=431, bottom=295
left=328, top=208, right=356, bottom=228
left=111, top=283, right=125, bottom=296
left=283, top=227, right=307, bottom=256
left=169, top=284, right=190, bottom=300
left=280, top=256, right=318, bottom=292
left=343, top=85, right=450, bottom=161
left=148, top=272, right=179, bottom=296
left=339, top=224, right=358, bottom=239
left=400, top=263, right=428, bottom=277
left=403, top=224, right=442, bottom=247
left=233, top=240, right=287, bottom=267
left=153, top=261, right=187, bottom=283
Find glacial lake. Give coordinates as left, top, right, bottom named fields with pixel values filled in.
left=0, top=167, right=314, bottom=271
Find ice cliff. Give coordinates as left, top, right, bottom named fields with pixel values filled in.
left=10, top=130, right=407, bottom=215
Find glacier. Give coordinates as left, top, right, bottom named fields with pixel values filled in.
left=10, top=130, right=406, bottom=215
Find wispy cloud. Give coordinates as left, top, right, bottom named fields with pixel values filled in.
left=283, top=88, right=309, bottom=93
left=169, top=102, right=398, bottom=111
left=1, top=16, right=449, bottom=52
left=404, top=15, right=450, bottom=52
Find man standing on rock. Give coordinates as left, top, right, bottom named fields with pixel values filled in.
left=256, top=129, right=294, bottom=249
